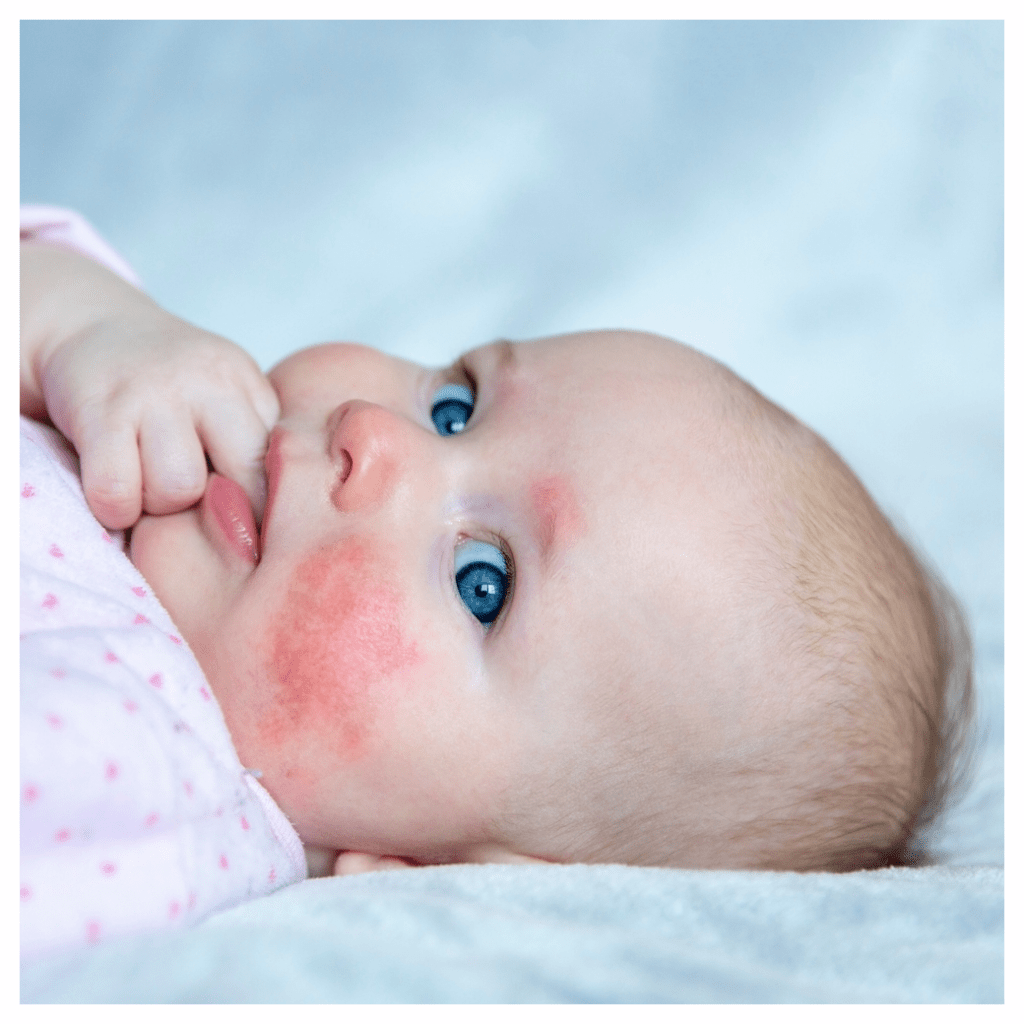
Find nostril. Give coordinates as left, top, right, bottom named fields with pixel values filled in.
left=339, top=449, right=353, bottom=484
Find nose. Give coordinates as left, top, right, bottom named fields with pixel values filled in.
left=327, top=400, right=418, bottom=513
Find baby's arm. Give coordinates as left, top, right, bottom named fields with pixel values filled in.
left=20, top=241, right=279, bottom=529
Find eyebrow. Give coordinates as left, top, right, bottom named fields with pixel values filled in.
left=487, top=337, right=518, bottom=380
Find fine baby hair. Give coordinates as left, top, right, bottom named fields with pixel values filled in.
left=481, top=341, right=977, bottom=874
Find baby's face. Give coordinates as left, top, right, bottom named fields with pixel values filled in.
left=131, top=330, right=791, bottom=865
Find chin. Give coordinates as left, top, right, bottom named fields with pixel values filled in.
left=128, top=509, right=177, bottom=580
left=128, top=507, right=207, bottom=635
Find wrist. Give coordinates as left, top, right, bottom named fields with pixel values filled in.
left=20, top=242, right=156, bottom=419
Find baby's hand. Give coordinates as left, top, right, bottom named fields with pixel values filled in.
left=332, top=851, right=417, bottom=875
left=22, top=243, right=279, bottom=530
left=44, top=309, right=279, bottom=530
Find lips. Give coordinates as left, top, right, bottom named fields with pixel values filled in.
left=204, top=473, right=259, bottom=566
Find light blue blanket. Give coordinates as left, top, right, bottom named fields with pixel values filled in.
left=21, top=863, right=1003, bottom=1002
left=20, top=21, right=1003, bottom=1002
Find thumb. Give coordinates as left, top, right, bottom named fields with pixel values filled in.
left=228, top=453, right=270, bottom=527
left=249, top=374, right=280, bottom=434
left=200, top=404, right=272, bottom=524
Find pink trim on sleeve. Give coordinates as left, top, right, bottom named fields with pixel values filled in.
left=20, top=204, right=142, bottom=288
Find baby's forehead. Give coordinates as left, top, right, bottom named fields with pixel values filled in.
left=459, top=336, right=713, bottom=441
left=466, top=330, right=708, bottom=379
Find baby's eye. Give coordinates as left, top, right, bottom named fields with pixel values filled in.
left=454, top=539, right=509, bottom=627
left=431, top=383, right=475, bottom=436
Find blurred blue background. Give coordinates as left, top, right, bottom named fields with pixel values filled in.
left=21, top=20, right=1003, bottom=861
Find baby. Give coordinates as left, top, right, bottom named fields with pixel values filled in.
left=20, top=209, right=974, bottom=950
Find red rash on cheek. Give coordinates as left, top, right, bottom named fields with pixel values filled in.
left=530, top=475, right=584, bottom=563
left=261, top=540, right=421, bottom=757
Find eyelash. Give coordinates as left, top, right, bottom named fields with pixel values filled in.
left=452, top=533, right=516, bottom=632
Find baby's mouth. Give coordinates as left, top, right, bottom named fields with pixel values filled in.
left=204, top=473, right=260, bottom=566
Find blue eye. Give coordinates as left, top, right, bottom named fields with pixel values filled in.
left=431, top=383, right=474, bottom=436
left=454, top=539, right=509, bottom=627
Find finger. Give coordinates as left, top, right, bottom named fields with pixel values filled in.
left=198, top=399, right=273, bottom=523
left=77, top=420, right=144, bottom=530
left=137, top=408, right=209, bottom=516
left=332, top=852, right=417, bottom=876
left=216, top=349, right=279, bottom=431
left=247, top=372, right=280, bottom=433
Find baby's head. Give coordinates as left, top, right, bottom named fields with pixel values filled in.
left=130, top=330, right=973, bottom=872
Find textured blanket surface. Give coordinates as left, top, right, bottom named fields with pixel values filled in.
left=21, top=863, right=1003, bottom=1003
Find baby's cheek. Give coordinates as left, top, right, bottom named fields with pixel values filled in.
left=260, top=539, right=421, bottom=757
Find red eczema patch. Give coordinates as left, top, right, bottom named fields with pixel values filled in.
left=530, top=475, right=584, bottom=563
left=262, top=540, right=420, bottom=755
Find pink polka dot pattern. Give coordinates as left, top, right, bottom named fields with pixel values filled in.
left=21, top=367, right=306, bottom=960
